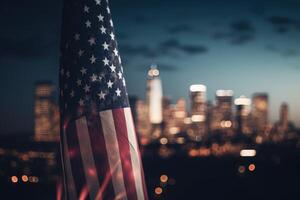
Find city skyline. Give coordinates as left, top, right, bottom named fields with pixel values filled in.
left=1, top=0, right=300, bottom=134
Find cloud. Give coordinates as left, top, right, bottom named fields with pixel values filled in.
left=265, top=45, right=298, bottom=57
left=231, top=20, right=255, bottom=32
left=157, top=63, right=178, bottom=71
left=212, top=20, right=255, bottom=45
left=159, top=39, right=208, bottom=55
left=268, top=16, right=300, bottom=34
left=119, top=44, right=157, bottom=58
left=167, top=24, right=194, bottom=34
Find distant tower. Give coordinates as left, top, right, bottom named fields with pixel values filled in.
left=34, top=82, right=59, bottom=142
left=214, top=90, right=234, bottom=132
left=235, top=96, right=252, bottom=135
left=174, top=98, right=187, bottom=131
left=251, top=93, right=268, bottom=133
left=189, top=84, right=207, bottom=141
left=147, top=65, right=163, bottom=124
left=136, top=100, right=152, bottom=145
left=279, top=102, right=289, bottom=133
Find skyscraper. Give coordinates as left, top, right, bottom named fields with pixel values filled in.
left=279, top=102, right=289, bottom=133
left=136, top=100, right=152, bottom=145
left=189, top=84, right=207, bottom=141
left=251, top=93, right=268, bottom=133
left=146, top=65, right=163, bottom=124
left=34, top=82, right=59, bottom=142
left=235, top=96, right=252, bottom=135
left=212, top=90, right=234, bottom=132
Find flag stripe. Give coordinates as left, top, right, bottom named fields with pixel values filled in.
left=86, top=114, right=116, bottom=200
left=65, top=121, right=88, bottom=198
left=124, top=107, right=148, bottom=200
left=99, top=110, right=128, bottom=200
left=76, top=117, right=100, bottom=200
left=113, top=108, right=138, bottom=200
left=62, top=130, right=77, bottom=200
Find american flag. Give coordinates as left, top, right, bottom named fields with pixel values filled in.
left=59, top=0, right=148, bottom=199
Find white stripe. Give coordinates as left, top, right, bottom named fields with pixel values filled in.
left=99, top=110, right=128, bottom=200
left=62, top=133, right=77, bottom=200
left=124, top=107, right=145, bottom=200
left=76, top=117, right=100, bottom=200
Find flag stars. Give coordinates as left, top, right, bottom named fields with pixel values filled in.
left=97, top=14, right=104, bottom=22
left=84, top=5, right=89, bottom=13
left=118, top=71, right=122, bottom=79
left=123, top=78, right=126, bottom=86
left=113, top=48, right=118, bottom=56
left=79, top=98, right=85, bottom=106
left=107, top=80, right=113, bottom=88
left=66, top=71, right=70, bottom=78
left=88, top=37, right=96, bottom=46
left=95, top=0, right=101, bottom=5
left=77, top=79, right=82, bottom=86
left=100, top=26, right=106, bottom=34
left=78, top=49, right=84, bottom=57
left=90, top=55, right=96, bottom=64
left=102, top=57, right=109, bottom=66
left=74, top=34, right=80, bottom=40
left=98, top=91, right=106, bottom=100
left=83, top=84, right=90, bottom=93
left=86, top=20, right=91, bottom=28
left=80, top=67, right=87, bottom=75
left=90, top=74, right=98, bottom=82
left=110, top=32, right=115, bottom=40
left=107, top=6, right=110, bottom=14
left=102, top=42, right=109, bottom=50
left=115, top=88, right=121, bottom=96
left=109, top=19, right=113, bottom=27
left=70, top=90, right=75, bottom=98
left=110, top=64, right=116, bottom=72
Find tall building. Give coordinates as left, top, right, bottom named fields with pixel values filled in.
left=189, top=84, right=207, bottom=141
left=136, top=100, right=152, bottom=145
left=212, top=90, right=234, bottom=132
left=251, top=93, right=268, bottom=133
left=164, top=98, right=188, bottom=137
left=146, top=65, right=163, bottom=124
left=34, top=82, right=59, bottom=142
left=235, top=96, right=252, bottom=135
left=174, top=98, right=187, bottom=132
left=279, top=102, right=289, bottom=133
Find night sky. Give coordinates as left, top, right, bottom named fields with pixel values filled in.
left=1, top=0, right=300, bottom=135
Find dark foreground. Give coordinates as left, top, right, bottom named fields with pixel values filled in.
left=1, top=144, right=300, bottom=200
left=143, top=143, right=300, bottom=200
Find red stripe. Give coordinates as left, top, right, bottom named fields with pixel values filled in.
left=65, top=120, right=89, bottom=199
left=85, top=114, right=116, bottom=200
left=113, top=108, right=138, bottom=200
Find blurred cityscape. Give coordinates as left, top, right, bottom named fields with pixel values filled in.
left=0, top=65, right=300, bottom=199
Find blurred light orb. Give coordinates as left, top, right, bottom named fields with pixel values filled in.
left=11, top=176, right=18, bottom=183
left=155, top=187, right=163, bottom=195
left=21, top=175, right=29, bottom=182
left=248, top=164, right=256, bottom=172
left=240, top=149, right=256, bottom=157
left=238, top=165, right=246, bottom=173
left=160, top=174, right=168, bottom=183
left=159, top=137, right=168, bottom=145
